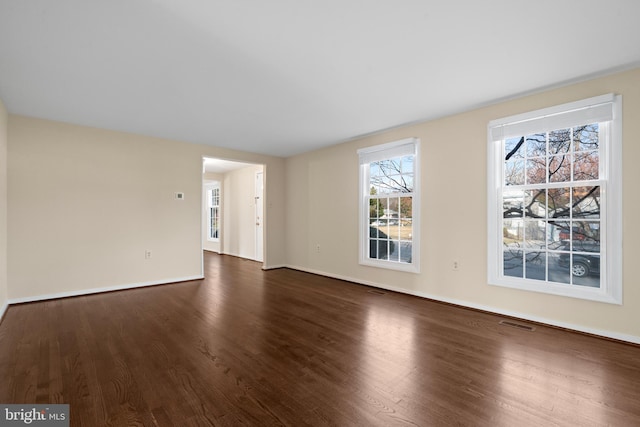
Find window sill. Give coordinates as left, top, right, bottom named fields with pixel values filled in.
left=488, top=277, right=621, bottom=305
left=359, top=258, right=420, bottom=274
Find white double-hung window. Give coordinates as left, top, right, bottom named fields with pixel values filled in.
left=487, top=94, right=622, bottom=304
left=358, top=138, right=420, bottom=273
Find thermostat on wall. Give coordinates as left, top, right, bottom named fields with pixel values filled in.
left=175, top=192, right=185, bottom=200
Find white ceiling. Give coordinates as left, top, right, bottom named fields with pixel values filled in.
left=1, top=1, right=639, bottom=157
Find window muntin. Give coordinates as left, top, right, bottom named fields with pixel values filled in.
left=359, top=138, right=420, bottom=273
left=488, top=94, right=621, bottom=304
left=501, top=125, right=602, bottom=287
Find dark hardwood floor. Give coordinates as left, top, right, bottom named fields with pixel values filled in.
left=1, top=252, right=639, bottom=426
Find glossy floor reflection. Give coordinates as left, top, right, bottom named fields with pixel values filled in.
left=0, top=252, right=639, bottom=426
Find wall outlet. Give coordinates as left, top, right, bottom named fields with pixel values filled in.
left=316, top=244, right=321, bottom=253
left=453, top=260, right=459, bottom=271
left=145, top=250, right=152, bottom=259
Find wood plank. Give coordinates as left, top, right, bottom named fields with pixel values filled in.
left=0, top=251, right=639, bottom=426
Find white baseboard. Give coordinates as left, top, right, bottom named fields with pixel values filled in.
left=221, top=250, right=240, bottom=258
left=262, top=264, right=286, bottom=271
left=219, top=251, right=267, bottom=265
left=285, top=264, right=640, bottom=345
left=7, top=275, right=204, bottom=305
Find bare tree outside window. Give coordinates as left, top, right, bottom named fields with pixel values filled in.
left=368, top=155, right=414, bottom=263
left=502, top=124, right=601, bottom=287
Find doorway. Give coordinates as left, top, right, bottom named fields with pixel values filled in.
left=202, top=157, right=265, bottom=263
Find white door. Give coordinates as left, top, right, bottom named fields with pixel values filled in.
left=255, top=171, right=264, bottom=262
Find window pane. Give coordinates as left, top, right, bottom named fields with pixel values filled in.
left=550, top=252, right=571, bottom=284
left=574, top=151, right=599, bottom=181
left=572, top=186, right=600, bottom=218
left=548, top=187, right=570, bottom=218
left=399, top=196, right=413, bottom=242
left=210, top=208, right=215, bottom=238
left=505, top=160, right=525, bottom=185
left=399, top=241, right=412, bottom=263
left=386, top=197, right=400, bottom=236
left=370, top=238, right=392, bottom=260
left=212, top=188, right=220, bottom=206
left=369, top=226, right=393, bottom=259
left=525, top=251, right=546, bottom=281
left=548, top=129, right=571, bottom=155
left=503, top=190, right=524, bottom=218
left=548, top=155, right=572, bottom=182
left=382, top=239, right=392, bottom=260
left=548, top=221, right=570, bottom=250
left=503, top=219, right=524, bottom=277
left=369, top=196, right=383, bottom=221
left=503, top=219, right=523, bottom=244
left=399, top=196, right=412, bottom=220
left=388, top=240, right=400, bottom=262
left=572, top=254, right=600, bottom=287
left=574, top=123, right=599, bottom=151
left=526, top=158, right=546, bottom=184
left=526, top=133, right=546, bottom=157
left=505, top=136, right=524, bottom=159
left=504, top=247, right=523, bottom=278
left=524, top=220, right=545, bottom=250
left=369, top=221, right=378, bottom=236
left=379, top=222, right=390, bottom=238
left=524, top=190, right=546, bottom=218
left=380, top=209, right=391, bottom=236
left=211, top=205, right=219, bottom=239
left=573, top=221, right=600, bottom=251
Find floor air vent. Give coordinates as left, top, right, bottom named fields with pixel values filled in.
left=367, top=289, right=387, bottom=295
left=499, top=320, right=535, bottom=331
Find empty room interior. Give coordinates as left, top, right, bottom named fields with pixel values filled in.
left=1, top=1, right=640, bottom=426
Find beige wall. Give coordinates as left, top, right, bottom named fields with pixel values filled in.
left=222, top=164, right=264, bottom=260
left=285, top=67, right=640, bottom=342
left=0, top=99, right=7, bottom=315
left=5, top=69, right=638, bottom=341
left=7, top=116, right=286, bottom=300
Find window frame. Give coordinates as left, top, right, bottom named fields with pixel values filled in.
left=358, top=138, right=421, bottom=273
left=487, top=94, right=622, bottom=304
